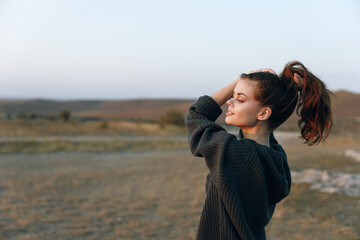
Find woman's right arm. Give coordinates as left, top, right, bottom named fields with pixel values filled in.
left=210, top=78, right=239, bottom=106
left=186, top=78, right=240, bottom=159
left=185, top=95, right=253, bottom=184
left=185, top=95, right=229, bottom=159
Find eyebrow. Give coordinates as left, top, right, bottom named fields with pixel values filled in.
left=233, top=91, right=248, bottom=98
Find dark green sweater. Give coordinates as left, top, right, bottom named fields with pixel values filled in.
left=185, top=96, right=291, bottom=240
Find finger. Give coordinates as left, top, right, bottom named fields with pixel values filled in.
left=294, top=73, right=302, bottom=81
left=293, top=73, right=303, bottom=87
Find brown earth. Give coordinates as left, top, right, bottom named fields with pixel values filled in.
left=0, top=133, right=359, bottom=239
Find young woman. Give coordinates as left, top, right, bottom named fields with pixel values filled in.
left=185, top=61, right=333, bottom=240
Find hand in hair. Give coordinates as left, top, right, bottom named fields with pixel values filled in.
left=293, top=72, right=303, bottom=89
left=249, top=68, right=303, bottom=90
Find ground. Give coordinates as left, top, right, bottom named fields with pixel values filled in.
left=0, top=121, right=359, bottom=239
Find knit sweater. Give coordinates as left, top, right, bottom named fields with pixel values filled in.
left=185, top=95, right=291, bottom=240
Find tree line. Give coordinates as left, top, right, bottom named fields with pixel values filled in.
left=2, top=109, right=186, bottom=126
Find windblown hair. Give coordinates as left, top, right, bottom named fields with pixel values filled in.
left=241, top=61, right=333, bottom=145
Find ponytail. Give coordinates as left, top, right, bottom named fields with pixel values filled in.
left=279, top=61, right=333, bottom=145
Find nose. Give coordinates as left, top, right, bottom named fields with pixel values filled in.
left=227, top=98, right=234, bottom=107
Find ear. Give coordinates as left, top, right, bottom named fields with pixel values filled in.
left=257, top=107, right=272, bottom=121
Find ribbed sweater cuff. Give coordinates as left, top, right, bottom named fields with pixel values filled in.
left=193, top=95, right=223, bottom=122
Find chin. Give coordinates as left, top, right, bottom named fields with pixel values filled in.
left=225, top=118, right=234, bottom=126
left=225, top=117, right=230, bottom=125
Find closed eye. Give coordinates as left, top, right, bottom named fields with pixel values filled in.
left=233, top=91, right=248, bottom=102
left=231, top=94, right=244, bottom=103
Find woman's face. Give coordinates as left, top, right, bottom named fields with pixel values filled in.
left=225, top=79, right=265, bottom=128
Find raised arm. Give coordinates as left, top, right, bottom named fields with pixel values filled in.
left=210, top=78, right=240, bottom=106
left=185, top=95, right=252, bottom=184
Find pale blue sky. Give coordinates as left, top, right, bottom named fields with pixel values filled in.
left=0, top=0, right=359, bottom=100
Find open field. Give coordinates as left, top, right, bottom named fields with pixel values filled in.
left=0, top=131, right=359, bottom=239
left=0, top=119, right=186, bottom=137
left=0, top=137, right=188, bottom=154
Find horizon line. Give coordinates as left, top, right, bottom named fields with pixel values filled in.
left=0, top=89, right=358, bottom=102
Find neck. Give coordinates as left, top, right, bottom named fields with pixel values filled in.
left=241, top=125, right=270, bottom=147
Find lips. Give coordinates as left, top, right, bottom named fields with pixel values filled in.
left=226, top=109, right=234, bottom=116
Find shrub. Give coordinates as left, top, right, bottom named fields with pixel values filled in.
left=16, top=113, right=27, bottom=120
left=47, top=114, right=56, bottom=121
left=29, top=113, right=38, bottom=119
left=60, top=110, right=71, bottom=122
left=97, top=121, right=108, bottom=129
left=135, top=118, right=142, bottom=126
left=161, top=110, right=185, bottom=126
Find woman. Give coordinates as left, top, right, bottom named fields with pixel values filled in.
left=185, top=61, right=333, bottom=240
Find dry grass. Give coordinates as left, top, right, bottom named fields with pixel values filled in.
left=265, top=133, right=360, bottom=239
left=279, top=133, right=360, bottom=174
left=267, top=184, right=360, bottom=240
left=0, top=119, right=186, bottom=137
left=0, top=133, right=360, bottom=239
left=0, top=139, right=188, bottom=153
left=0, top=151, right=206, bottom=239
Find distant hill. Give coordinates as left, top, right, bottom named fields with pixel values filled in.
left=0, top=91, right=359, bottom=123
left=330, top=90, right=360, bottom=118
left=0, top=98, right=195, bottom=121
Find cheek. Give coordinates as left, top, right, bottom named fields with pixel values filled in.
left=238, top=104, right=258, bottom=116
left=237, top=104, right=260, bottom=122
left=249, top=106, right=260, bottom=117
left=225, top=101, right=262, bottom=126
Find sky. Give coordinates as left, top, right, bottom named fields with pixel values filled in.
left=0, top=0, right=359, bottom=100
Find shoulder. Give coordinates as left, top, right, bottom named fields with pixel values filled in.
left=226, top=137, right=258, bottom=157
left=219, top=137, right=260, bottom=173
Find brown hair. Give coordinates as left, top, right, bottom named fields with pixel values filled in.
left=241, top=61, right=333, bottom=145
